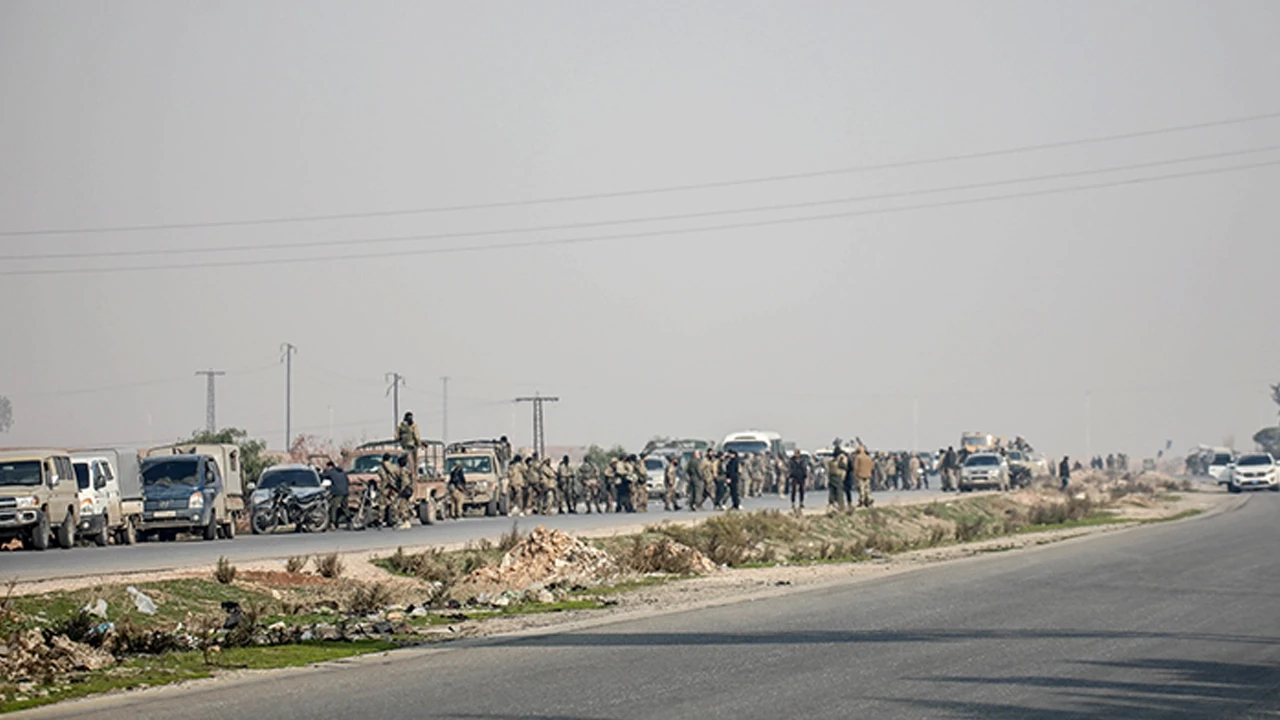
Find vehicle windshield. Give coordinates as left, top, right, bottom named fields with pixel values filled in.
left=348, top=454, right=386, bottom=474
left=723, top=441, right=769, bottom=455
left=258, top=469, right=320, bottom=489
left=74, top=463, right=91, bottom=490
left=141, top=459, right=200, bottom=487
left=0, top=461, right=42, bottom=487
left=645, top=458, right=665, bottom=471
left=965, top=455, right=1000, bottom=467
left=1211, top=454, right=1233, bottom=466
left=1237, top=455, right=1273, bottom=467
left=445, top=456, right=494, bottom=474
left=1006, top=452, right=1025, bottom=461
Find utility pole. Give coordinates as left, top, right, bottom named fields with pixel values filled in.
left=281, top=343, right=297, bottom=451
left=385, top=372, right=405, bottom=430
left=195, top=369, right=225, bottom=433
left=514, top=392, right=558, bottom=459
left=441, top=376, right=450, bottom=445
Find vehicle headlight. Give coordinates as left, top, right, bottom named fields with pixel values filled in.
left=14, top=496, right=39, bottom=509
left=188, top=491, right=204, bottom=509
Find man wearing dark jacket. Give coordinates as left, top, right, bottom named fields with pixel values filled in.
left=725, top=451, right=743, bottom=510
left=321, top=461, right=350, bottom=529
left=1059, top=456, right=1071, bottom=491
left=787, top=450, right=809, bottom=509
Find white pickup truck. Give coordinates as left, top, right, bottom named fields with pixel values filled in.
left=71, top=448, right=144, bottom=545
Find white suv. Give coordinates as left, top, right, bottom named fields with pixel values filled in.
left=959, top=453, right=1010, bottom=492
left=1227, top=454, right=1278, bottom=493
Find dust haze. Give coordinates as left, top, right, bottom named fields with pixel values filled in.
left=1, top=1, right=1277, bottom=457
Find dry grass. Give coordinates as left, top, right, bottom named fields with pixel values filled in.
left=214, top=556, right=237, bottom=585
left=345, top=582, right=394, bottom=616
left=315, top=553, right=344, bottom=579
left=285, top=555, right=309, bottom=574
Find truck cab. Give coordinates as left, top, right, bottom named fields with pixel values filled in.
left=0, top=450, right=81, bottom=550
left=72, top=448, right=144, bottom=546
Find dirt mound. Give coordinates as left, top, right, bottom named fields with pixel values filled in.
left=460, top=526, right=619, bottom=594
left=630, top=538, right=717, bottom=575
left=0, top=630, right=114, bottom=682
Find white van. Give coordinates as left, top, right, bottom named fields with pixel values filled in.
left=720, top=431, right=785, bottom=460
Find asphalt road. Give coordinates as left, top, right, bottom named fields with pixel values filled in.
left=1, top=488, right=946, bottom=581
left=31, top=488, right=1280, bottom=719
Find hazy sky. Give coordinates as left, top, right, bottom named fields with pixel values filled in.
left=1, top=1, right=1277, bottom=458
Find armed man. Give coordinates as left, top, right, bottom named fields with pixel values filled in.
left=826, top=442, right=849, bottom=510
left=557, top=455, right=580, bottom=514
left=538, top=456, right=557, bottom=514
left=853, top=445, right=875, bottom=508
left=630, top=455, right=648, bottom=512
left=508, top=454, right=526, bottom=516
left=578, top=457, right=602, bottom=514
left=788, top=448, right=809, bottom=510
left=686, top=451, right=705, bottom=511
left=446, top=461, right=467, bottom=520
left=663, top=455, right=681, bottom=511
left=612, top=455, right=634, bottom=513
left=396, top=412, right=421, bottom=482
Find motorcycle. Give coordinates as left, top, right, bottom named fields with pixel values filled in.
left=349, top=479, right=384, bottom=531
left=251, top=485, right=329, bottom=534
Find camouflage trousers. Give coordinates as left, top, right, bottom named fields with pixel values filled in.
left=857, top=477, right=873, bottom=508
left=583, top=482, right=604, bottom=513
left=632, top=481, right=648, bottom=512
left=664, top=482, right=679, bottom=511
left=447, top=489, right=465, bottom=520
left=383, top=488, right=410, bottom=526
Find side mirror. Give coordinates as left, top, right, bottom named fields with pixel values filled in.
left=246, top=482, right=256, bottom=492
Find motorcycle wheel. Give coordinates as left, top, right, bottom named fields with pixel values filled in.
left=251, top=508, right=278, bottom=535
left=303, top=504, right=329, bottom=533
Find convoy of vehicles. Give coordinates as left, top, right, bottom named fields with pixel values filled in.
left=71, top=448, right=143, bottom=546
left=1226, top=453, right=1278, bottom=493
left=0, top=449, right=81, bottom=550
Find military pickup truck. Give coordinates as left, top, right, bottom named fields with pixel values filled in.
left=0, top=449, right=81, bottom=550
left=342, top=441, right=444, bottom=525
left=444, top=440, right=511, bottom=516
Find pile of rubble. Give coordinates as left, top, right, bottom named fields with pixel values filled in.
left=631, top=538, right=718, bottom=575
left=460, top=526, right=620, bottom=596
left=0, top=630, right=114, bottom=683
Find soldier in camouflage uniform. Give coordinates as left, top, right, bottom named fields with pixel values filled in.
left=826, top=444, right=849, bottom=510
left=557, top=455, right=580, bottom=514
left=396, top=412, right=421, bottom=483
left=508, top=454, right=527, bottom=516
left=611, top=456, right=634, bottom=513
left=630, top=455, right=648, bottom=513
left=378, top=454, right=410, bottom=528
left=578, top=458, right=602, bottom=514
left=663, top=455, right=681, bottom=511
left=535, top=457, right=554, bottom=514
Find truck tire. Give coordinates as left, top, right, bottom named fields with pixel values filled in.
left=56, top=512, right=76, bottom=549
left=93, top=519, right=110, bottom=547
left=485, top=495, right=498, bottom=517
left=222, top=515, right=237, bottom=539
left=498, top=491, right=510, bottom=517
left=28, top=512, right=51, bottom=551
left=121, top=518, right=137, bottom=546
left=417, top=498, right=435, bottom=526
left=202, top=513, right=218, bottom=541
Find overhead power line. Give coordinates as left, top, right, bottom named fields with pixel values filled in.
left=2, top=110, right=1279, bottom=237
left=5, top=144, right=1278, bottom=262
left=2, top=157, right=1276, bottom=278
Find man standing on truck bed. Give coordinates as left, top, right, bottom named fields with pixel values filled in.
left=397, top=412, right=421, bottom=482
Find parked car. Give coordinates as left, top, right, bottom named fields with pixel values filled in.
left=642, top=456, right=667, bottom=498
left=959, top=453, right=1010, bottom=492
left=0, top=449, right=80, bottom=550
left=1207, top=452, right=1235, bottom=484
left=1226, top=453, right=1277, bottom=493
left=250, top=464, right=329, bottom=533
